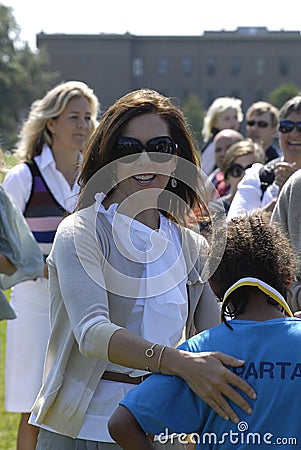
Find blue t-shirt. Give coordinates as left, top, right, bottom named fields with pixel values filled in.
left=121, top=318, right=301, bottom=449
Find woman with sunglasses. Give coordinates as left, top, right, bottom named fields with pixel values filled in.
left=227, top=96, right=301, bottom=220
left=210, top=139, right=264, bottom=215
left=30, top=89, right=256, bottom=450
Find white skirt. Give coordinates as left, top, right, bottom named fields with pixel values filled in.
left=5, top=278, right=50, bottom=412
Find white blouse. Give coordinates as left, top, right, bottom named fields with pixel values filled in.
left=79, top=192, right=188, bottom=442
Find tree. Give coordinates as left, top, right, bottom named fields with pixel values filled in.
left=182, top=93, right=204, bottom=142
left=0, top=5, right=58, bottom=150
left=268, top=83, right=300, bottom=110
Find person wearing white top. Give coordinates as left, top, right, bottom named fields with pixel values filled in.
left=226, top=162, right=280, bottom=220
left=227, top=95, right=301, bottom=220
left=4, top=81, right=99, bottom=450
left=31, top=89, right=257, bottom=450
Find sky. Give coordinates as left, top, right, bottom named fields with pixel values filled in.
left=3, top=0, right=301, bottom=51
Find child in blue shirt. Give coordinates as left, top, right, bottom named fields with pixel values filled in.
left=108, top=212, right=301, bottom=449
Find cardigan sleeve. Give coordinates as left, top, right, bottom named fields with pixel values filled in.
left=47, top=209, right=122, bottom=360
left=193, top=281, right=220, bottom=332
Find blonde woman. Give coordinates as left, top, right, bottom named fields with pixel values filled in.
left=3, top=80, right=100, bottom=450
left=201, top=97, right=243, bottom=175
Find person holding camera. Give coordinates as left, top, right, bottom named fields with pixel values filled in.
left=227, top=96, right=301, bottom=219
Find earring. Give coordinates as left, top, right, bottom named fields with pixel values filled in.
left=111, top=172, right=117, bottom=189
left=171, top=171, right=177, bottom=188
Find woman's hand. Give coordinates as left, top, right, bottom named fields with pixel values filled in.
left=274, top=162, right=297, bottom=190
left=162, top=348, right=256, bottom=424
left=108, top=329, right=256, bottom=424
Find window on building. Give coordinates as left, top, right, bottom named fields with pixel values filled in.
left=158, top=57, right=168, bottom=76
left=255, top=57, right=265, bottom=75
left=279, top=58, right=289, bottom=76
left=132, top=57, right=144, bottom=77
left=81, top=56, right=89, bottom=65
left=182, top=57, right=192, bottom=76
left=206, top=57, right=216, bottom=75
left=231, top=57, right=240, bottom=75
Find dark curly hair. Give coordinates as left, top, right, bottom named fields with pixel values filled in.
left=209, top=212, right=298, bottom=326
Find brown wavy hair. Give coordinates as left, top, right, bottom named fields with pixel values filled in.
left=77, top=88, right=208, bottom=224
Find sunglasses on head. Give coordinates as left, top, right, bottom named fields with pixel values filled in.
left=279, top=120, right=301, bottom=134
left=114, top=136, right=178, bottom=163
left=246, top=120, right=269, bottom=128
left=225, top=163, right=253, bottom=178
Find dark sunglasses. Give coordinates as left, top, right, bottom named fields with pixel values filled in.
left=279, top=120, right=301, bottom=134
left=114, top=136, right=178, bottom=163
left=225, top=163, right=253, bottom=178
left=246, top=120, right=269, bottom=128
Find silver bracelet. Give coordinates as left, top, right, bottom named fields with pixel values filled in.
left=145, top=343, right=158, bottom=371
left=157, top=345, right=167, bottom=373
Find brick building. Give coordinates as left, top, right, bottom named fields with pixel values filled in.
left=37, top=27, right=301, bottom=112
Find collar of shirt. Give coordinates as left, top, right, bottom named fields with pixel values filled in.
left=35, top=144, right=57, bottom=170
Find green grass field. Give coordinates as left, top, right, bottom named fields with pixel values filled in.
left=0, top=291, right=19, bottom=450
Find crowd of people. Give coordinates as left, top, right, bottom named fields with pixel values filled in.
left=1, top=83, right=301, bottom=450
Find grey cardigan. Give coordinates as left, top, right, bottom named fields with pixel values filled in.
left=32, top=204, right=220, bottom=437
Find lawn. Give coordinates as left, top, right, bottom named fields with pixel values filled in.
left=0, top=291, right=19, bottom=450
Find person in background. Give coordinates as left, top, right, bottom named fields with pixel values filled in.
left=271, top=168, right=301, bottom=314
left=29, top=88, right=256, bottom=450
left=200, top=97, right=243, bottom=175
left=108, top=212, right=300, bottom=450
left=245, top=101, right=281, bottom=162
left=207, top=129, right=244, bottom=200
left=0, top=148, right=43, bottom=321
left=210, top=139, right=265, bottom=215
left=3, top=80, right=100, bottom=450
left=227, top=95, right=301, bottom=220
